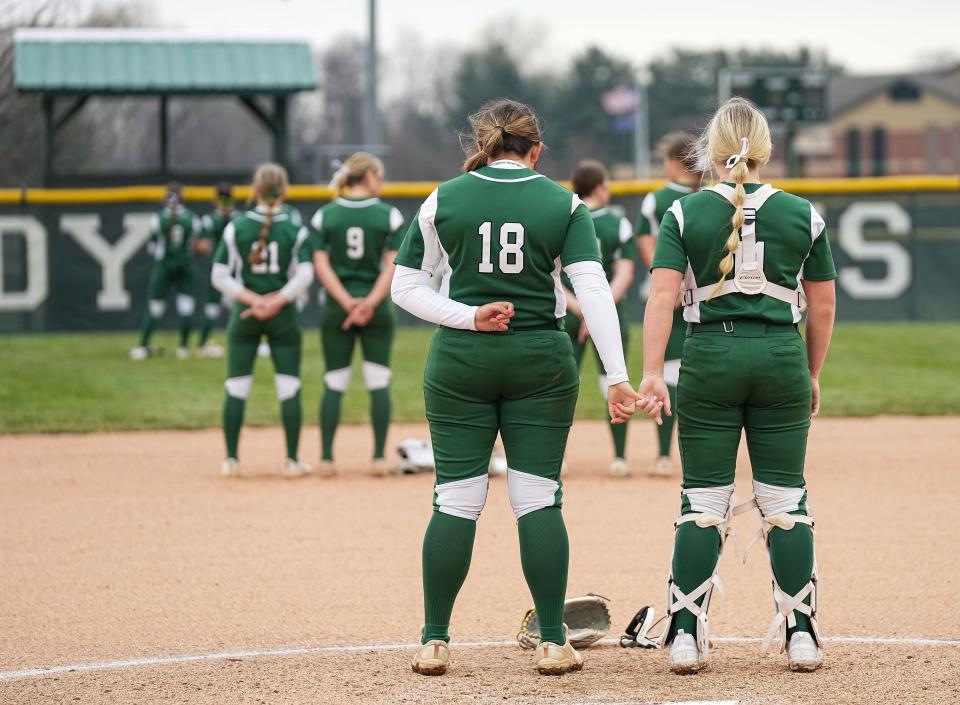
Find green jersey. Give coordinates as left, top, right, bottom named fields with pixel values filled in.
left=636, top=182, right=696, bottom=238
left=310, top=196, right=405, bottom=297
left=652, top=182, right=837, bottom=325
left=561, top=207, right=634, bottom=289
left=214, top=205, right=312, bottom=296
left=201, top=209, right=235, bottom=252
left=396, top=160, right=602, bottom=330
left=149, top=206, right=201, bottom=263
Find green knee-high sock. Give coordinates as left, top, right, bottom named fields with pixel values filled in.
left=768, top=520, right=815, bottom=636
left=139, top=313, right=157, bottom=347
left=609, top=415, right=627, bottom=459
left=320, top=387, right=343, bottom=461
left=281, top=391, right=302, bottom=461
left=422, top=510, right=477, bottom=642
left=668, top=521, right=722, bottom=641
left=178, top=315, right=191, bottom=349
left=223, top=395, right=246, bottom=459
left=199, top=316, right=214, bottom=346
left=657, top=383, right=678, bottom=457
left=518, top=507, right=569, bottom=646
left=370, top=387, right=391, bottom=459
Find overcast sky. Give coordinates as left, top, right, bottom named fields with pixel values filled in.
left=122, top=0, right=959, bottom=75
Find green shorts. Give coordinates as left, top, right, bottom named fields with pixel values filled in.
left=321, top=298, right=395, bottom=370
left=227, top=303, right=301, bottom=378
left=148, top=258, right=194, bottom=301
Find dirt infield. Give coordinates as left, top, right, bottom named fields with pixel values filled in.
left=2, top=417, right=959, bottom=704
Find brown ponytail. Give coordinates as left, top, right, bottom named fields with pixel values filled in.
left=247, top=163, right=289, bottom=266
left=462, top=99, right=542, bottom=173
left=570, top=159, right=608, bottom=199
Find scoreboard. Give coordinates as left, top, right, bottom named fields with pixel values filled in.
left=719, top=68, right=828, bottom=124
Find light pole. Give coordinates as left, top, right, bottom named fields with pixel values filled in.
left=363, top=0, right=381, bottom=148
left=633, top=67, right=652, bottom=179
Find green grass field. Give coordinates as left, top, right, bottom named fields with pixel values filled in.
left=1, top=323, right=958, bottom=434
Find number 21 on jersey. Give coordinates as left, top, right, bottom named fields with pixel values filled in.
left=251, top=241, right=280, bottom=274
left=478, top=222, right=524, bottom=274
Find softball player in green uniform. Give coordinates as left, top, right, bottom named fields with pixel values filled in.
left=392, top=100, right=639, bottom=677
left=562, top=160, right=635, bottom=476
left=311, top=153, right=404, bottom=476
left=195, top=182, right=235, bottom=358
left=636, top=134, right=702, bottom=477
left=130, top=183, right=201, bottom=360
left=211, top=164, right=314, bottom=479
left=638, top=98, right=837, bottom=674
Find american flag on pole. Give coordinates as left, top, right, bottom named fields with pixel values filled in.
left=601, top=85, right=638, bottom=116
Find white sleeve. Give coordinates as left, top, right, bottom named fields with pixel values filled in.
left=391, top=265, right=477, bottom=331
left=211, top=262, right=245, bottom=299
left=640, top=192, right=659, bottom=237
left=564, top=260, right=628, bottom=385
left=280, top=261, right=314, bottom=301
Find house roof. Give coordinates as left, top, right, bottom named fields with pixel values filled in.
left=830, top=66, right=960, bottom=116
left=14, top=29, right=317, bottom=95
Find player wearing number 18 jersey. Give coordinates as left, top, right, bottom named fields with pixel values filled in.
left=392, top=99, right=639, bottom=677
left=310, top=153, right=405, bottom=476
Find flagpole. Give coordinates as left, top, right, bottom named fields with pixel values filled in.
left=633, top=70, right=651, bottom=178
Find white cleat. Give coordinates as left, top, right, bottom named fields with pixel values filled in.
left=197, top=342, right=225, bottom=358
left=669, top=629, right=706, bottom=675
left=221, top=458, right=240, bottom=478
left=647, top=456, right=674, bottom=478
left=257, top=343, right=271, bottom=358
left=129, top=346, right=148, bottom=361
left=411, top=639, right=449, bottom=676
left=316, top=460, right=338, bottom=477
left=284, top=459, right=313, bottom=478
left=176, top=346, right=189, bottom=360
left=787, top=631, right=823, bottom=672
left=609, top=458, right=630, bottom=477
left=535, top=640, right=583, bottom=676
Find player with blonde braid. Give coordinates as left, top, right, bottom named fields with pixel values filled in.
left=638, top=98, right=837, bottom=675
left=211, top=163, right=314, bottom=478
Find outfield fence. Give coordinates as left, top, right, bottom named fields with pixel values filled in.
left=1, top=176, right=958, bottom=332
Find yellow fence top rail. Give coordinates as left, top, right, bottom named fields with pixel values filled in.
left=1, top=175, right=957, bottom=205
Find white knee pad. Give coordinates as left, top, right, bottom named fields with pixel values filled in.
left=678, top=484, right=736, bottom=532
left=507, top=468, right=560, bottom=520
left=176, top=294, right=195, bottom=316
left=275, top=374, right=301, bottom=401
left=204, top=303, right=221, bottom=320
left=436, top=474, right=488, bottom=521
left=148, top=299, right=167, bottom=318
left=324, top=367, right=352, bottom=393
left=225, top=375, right=253, bottom=399
left=362, top=361, right=392, bottom=390
left=597, top=374, right=609, bottom=401
left=663, top=358, right=681, bottom=387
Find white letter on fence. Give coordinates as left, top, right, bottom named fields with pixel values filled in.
left=61, top=212, right=153, bottom=310
left=838, top=202, right=911, bottom=300
left=0, top=216, right=48, bottom=311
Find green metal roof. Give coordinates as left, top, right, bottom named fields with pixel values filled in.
left=14, top=29, right=317, bottom=95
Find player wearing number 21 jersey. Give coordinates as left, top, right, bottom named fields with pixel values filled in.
left=392, top=99, right=639, bottom=678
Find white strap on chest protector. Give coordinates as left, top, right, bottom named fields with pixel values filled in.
left=683, top=185, right=807, bottom=312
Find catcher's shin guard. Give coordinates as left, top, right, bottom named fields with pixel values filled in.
left=660, top=484, right=738, bottom=659
left=741, top=480, right=821, bottom=654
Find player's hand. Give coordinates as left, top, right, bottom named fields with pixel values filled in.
left=608, top=381, right=641, bottom=424
left=810, top=376, right=821, bottom=418
left=577, top=318, right=590, bottom=345
left=637, top=373, right=671, bottom=426
left=475, top=302, right=514, bottom=332
left=342, top=299, right=374, bottom=330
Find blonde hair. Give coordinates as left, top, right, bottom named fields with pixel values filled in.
left=248, top=162, right=288, bottom=266
left=462, top=99, right=542, bottom=173
left=698, top=98, right=772, bottom=296
left=333, top=152, right=384, bottom=194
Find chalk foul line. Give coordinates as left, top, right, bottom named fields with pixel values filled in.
left=1, top=634, right=958, bottom=683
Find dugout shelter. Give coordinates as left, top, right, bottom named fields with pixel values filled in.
left=14, top=28, right=317, bottom=185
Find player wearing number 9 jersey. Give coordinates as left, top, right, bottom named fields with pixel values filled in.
left=309, top=153, right=405, bottom=476
left=211, top=163, right=314, bottom=479
left=130, top=183, right=202, bottom=361
left=392, top=99, right=639, bottom=677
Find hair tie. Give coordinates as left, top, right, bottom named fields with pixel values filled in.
left=327, top=160, right=349, bottom=190
left=725, top=137, right=750, bottom=169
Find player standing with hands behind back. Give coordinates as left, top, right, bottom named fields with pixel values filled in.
left=638, top=98, right=837, bottom=675
left=392, top=99, right=639, bottom=677
left=310, top=153, right=405, bottom=476
left=211, top=163, right=314, bottom=478
left=636, top=134, right=702, bottom=477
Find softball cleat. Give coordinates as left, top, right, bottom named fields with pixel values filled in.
left=220, top=458, right=240, bottom=478
left=283, top=459, right=313, bottom=478
left=411, top=639, right=449, bottom=676
left=669, top=630, right=706, bottom=675
left=129, top=346, right=148, bottom=361
left=196, top=342, right=225, bottom=358
left=175, top=346, right=189, bottom=360
left=787, top=632, right=822, bottom=672
left=609, top=458, right=630, bottom=477
left=647, top=456, right=674, bottom=478
left=535, top=640, right=583, bottom=676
